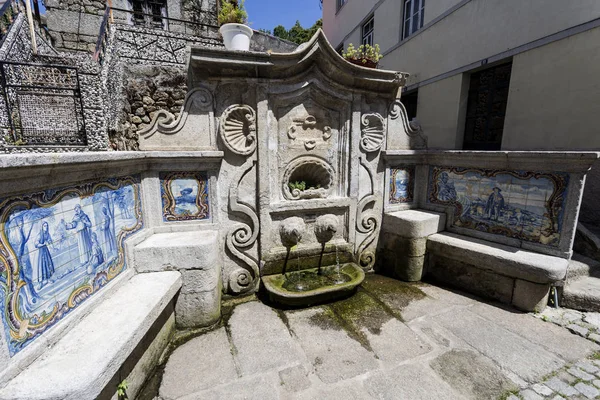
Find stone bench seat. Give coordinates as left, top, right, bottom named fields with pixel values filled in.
left=426, top=232, right=569, bottom=311
left=0, top=271, right=182, bottom=400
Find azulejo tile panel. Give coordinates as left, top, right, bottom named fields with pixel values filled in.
left=0, top=176, right=143, bottom=355
left=160, top=172, right=209, bottom=222
left=389, top=166, right=415, bottom=204
left=427, top=166, right=569, bottom=247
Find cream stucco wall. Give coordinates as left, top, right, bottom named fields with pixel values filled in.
left=416, top=74, right=468, bottom=149
left=323, top=0, right=379, bottom=50
left=379, top=0, right=600, bottom=86
left=502, top=26, right=600, bottom=151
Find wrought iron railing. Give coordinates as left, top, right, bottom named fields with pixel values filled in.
left=0, top=61, right=87, bottom=146
left=93, top=6, right=220, bottom=64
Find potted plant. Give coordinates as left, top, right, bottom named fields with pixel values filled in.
left=342, top=43, right=383, bottom=68
left=218, top=0, right=253, bottom=51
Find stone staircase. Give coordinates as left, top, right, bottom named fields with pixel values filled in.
left=562, top=224, right=600, bottom=311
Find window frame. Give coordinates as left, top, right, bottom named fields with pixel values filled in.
left=362, top=15, right=374, bottom=47
left=403, top=0, right=425, bottom=40
left=336, top=0, right=347, bottom=13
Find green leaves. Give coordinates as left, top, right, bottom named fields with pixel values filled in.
left=342, top=43, right=383, bottom=63
left=218, top=0, right=248, bottom=25
left=272, top=19, right=323, bottom=45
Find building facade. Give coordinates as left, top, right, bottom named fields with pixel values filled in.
left=323, top=0, right=600, bottom=224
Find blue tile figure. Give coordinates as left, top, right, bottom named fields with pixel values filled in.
left=437, top=172, right=457, bottom=201
left=0, top=176, right=143, bottom=355
left=34, top=222, right=55, bottom=289
left=90, top=232, right=104, bottom=269
left=64, top=204, right=93, bottom=265
left=389, top=166, right=415, bottom=204
left=101, top=206, right=116, bottom=256
left=486, top=187, right=505, bottom=221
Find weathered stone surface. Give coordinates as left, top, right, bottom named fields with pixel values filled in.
left=428, top=254, right=515, bottom=304
left=0, top=272, right=181, bottom=400
left=278, top=364, right=312, bottom=393
left=545, top=377, right=579, bottom=397
left=364, top=363, right=463, bottom=399
left=435, top=309, right=565, bottom=382
left=469, top=302, right=599, bottom=362
left=189, top=374, right=281, bottom=400
left=382, top=234, right=428, bottom=257
left=160, top=328, right=237, bottom=399
left=134, top=231, right=221, bottom=272
left=512, top=279, right=550, bottom=312
left=383, top=210, right=446, bottom=238
left=228, top=302, right=302, bottom=376
left=394, top=254, right=426, bottom=282
left=430, top=349, right=518, bottom=399
left=175, top=290, right=221, bottom=328
left=427, top=232, right=569, bottom=283
left=285, top=307, right=379, bottom=384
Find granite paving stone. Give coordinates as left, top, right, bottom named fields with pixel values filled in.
left=575, top=381, right=600, bottom=399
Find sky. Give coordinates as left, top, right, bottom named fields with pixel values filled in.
left=244, top=0, right=322, bottom=32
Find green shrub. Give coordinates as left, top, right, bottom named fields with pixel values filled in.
left=218, top=0, right=248, bottom=25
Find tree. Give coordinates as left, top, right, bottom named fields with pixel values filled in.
left=272, top=19, right=323, bottom=45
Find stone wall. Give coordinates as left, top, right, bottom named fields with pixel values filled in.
left=118, top=65, right=187, bottom=150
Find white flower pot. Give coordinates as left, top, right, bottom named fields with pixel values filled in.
left=219, top=23, right=253, bottom=51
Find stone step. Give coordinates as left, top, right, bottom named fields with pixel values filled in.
left=567, top=253, right=600, bottom=280
left=574, top=223, right=600, bottom=262
left=0, top=271, right=182, bottom=400
left=563, top=276, right=600, bottom=312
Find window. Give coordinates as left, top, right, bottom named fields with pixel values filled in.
left=463, top=62, right=513, bottom=150
left=362, top=16, right=374, bottom=47
left=336, top=0, right=346, bottom=12
left=403, top=0, right=424, bottom=39
left=401, top=90, right=418, bottom=121
left=129, top=0, right=168, bottom=29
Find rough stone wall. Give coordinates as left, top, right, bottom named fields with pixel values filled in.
left=250, top=31, right=298, bottom=53
left=115, top=65, right=187, bottom=150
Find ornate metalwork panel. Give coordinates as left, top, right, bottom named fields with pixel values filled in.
left=0, top=62, right=86, bottom=146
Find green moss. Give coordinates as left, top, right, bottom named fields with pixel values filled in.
left=330, top=290, right=394, bottom=335
left=498, top=389, right=521, bottom=400
left=590, top=351, right=600, bottom=361
left=360, top=274, right=426, bottom=313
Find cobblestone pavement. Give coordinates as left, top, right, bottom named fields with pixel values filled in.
left=151, top=275, right=600, bottom=400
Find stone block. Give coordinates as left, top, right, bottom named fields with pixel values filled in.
left=394, top=254, right=425, bottom=282
left=175, top=290, right=221, bottom=329
left=427, top=232, right=568, bottom=284
left=134, top=230, right=220, bottom=272
left=181, top=268, right=220, bottom=294
left=511, top=279, right=550, bottom=312
left=383, top=210, right=446, bottom=238
left=383, top=234, right=427, bottom=257
left=46, top=9, right=103, bottom=36
left=428, top=254, right=515, bottom=304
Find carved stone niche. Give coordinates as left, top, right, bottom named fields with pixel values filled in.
left=282, top=156, right=335, bottom=200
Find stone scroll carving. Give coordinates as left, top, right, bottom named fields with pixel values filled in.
left=287, top=115, right=332, bottom=150
left=226, top=158, right=260, bottom=294
left=387, top=99, right=427, bottom=150
left=220, top=104, right=257, bottom=156
left=138, top=88, right=215, bottom=150
left=360, top=113, right=385, bottom=153
left=355, top=157, right=380, bottom=271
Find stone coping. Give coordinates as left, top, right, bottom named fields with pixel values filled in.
left=189, top=30, right=406, bottom=96
left=382, top=150, right=600, bottom=172
left=427, top=233, right=568, bottom=284
left=0, top=271, right=182, bottom=400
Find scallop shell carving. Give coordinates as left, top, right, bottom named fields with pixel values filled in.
left=283, top=157, right=335, bottom=200
left=360, top=113, right=385, bottom=153
left=220, top=104, right=257, bottom=156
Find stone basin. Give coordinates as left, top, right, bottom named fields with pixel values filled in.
left=262, top=263, right=365, bottom=307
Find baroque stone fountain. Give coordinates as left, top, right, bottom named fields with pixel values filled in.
left=139, top=30, right=425, bottom=306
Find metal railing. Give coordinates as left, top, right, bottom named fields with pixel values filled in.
left=93, top=6, right=220, bottom=64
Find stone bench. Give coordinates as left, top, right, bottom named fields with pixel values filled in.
left=380, top=210, right=446, bottom=281
left=134, top=230, right=222, bottom=328
left=0, top=271, right=181, bottom=400
left=426, top=232, right=569, bottom=312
